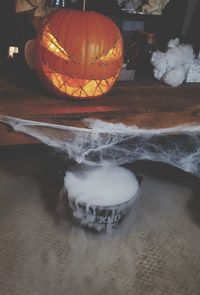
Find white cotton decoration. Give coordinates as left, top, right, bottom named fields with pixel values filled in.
left=151, top=51, right=168, bottom=80
left=165, top=47, right=182, bottom=69
left=167, top=38, right=180, bottom=48
left=151, top=39, right=195, bottom=87
left=163, top=66, right=186, bottom=87
left=180, top=44, right=196, bottom=72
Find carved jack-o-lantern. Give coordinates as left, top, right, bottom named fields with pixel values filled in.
left=35, top=9, right=123, bottom=99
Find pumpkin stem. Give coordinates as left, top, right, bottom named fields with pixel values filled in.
left=83, top=0, right=86, bottom=11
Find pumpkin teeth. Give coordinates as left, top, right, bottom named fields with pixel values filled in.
left=42, top=63, right=117, bottom=98
left=41, top=26, right=70, bottom=62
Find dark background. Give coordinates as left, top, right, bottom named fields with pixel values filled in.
left=0, top=0, right=194, bottom=59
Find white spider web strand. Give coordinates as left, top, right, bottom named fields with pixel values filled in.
left=1, top=115, right=200, bottom=176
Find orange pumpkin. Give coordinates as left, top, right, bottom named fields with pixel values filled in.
left=35, top=9, right=123, bottom=99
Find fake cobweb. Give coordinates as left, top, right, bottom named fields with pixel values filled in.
left=1, top=115, right=200, bottom=177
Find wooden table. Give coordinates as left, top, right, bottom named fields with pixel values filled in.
left=0, top=77, right=200, bottom=145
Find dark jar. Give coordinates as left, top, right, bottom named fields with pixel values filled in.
left=136, top=32, right=158, bottom=79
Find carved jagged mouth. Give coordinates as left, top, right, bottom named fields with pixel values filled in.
left=42, top=63, right=118, bottom=98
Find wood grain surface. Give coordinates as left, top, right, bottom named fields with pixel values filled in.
left=0, top=78, right=200, bottom=145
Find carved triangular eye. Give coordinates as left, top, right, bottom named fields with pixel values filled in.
left=41, top=26, right=70, bottom=62
left=97, top=39, right=123, bottom=64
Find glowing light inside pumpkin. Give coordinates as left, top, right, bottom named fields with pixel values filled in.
left=41, top=26, right=70, bottom=61
left=98, top=39, right=123, bottom=64
left=40, top=33, right=122, bottom=98
left=43, top=63, right=117, bottom=98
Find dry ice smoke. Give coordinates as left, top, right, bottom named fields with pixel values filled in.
left=63, top=165, right=139, bottom=232
left=1, top=115, right=200, bottom=176
left=65, top=165, right=139, bottom=206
